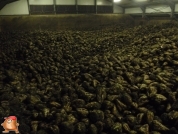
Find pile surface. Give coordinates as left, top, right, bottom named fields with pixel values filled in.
left=1, top=22, right=178, bottom=134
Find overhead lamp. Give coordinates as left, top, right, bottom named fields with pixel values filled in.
left=114, top=0, right=121, bottom=2
left=134, top=0, right=147, bottom=1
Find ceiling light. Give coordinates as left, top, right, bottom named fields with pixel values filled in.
left=114, top=0, right=121, bottom=2
left=134, top=0, right=147, bottom=1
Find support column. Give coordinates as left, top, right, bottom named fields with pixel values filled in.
left=27, top=0, right=30, bottom=15
left=112, top=0, right=114, bottom=13
left=164, top=0, right=176, bottom=18
left=170, top=3, right=175, bottom=18
left=140, top=6, right=146, bottom=18
left=53, top=0, right=56, bottom=14
left=0, top=17, right=2, bottom=32
left=95, top=0, right=97, bottom=14
left=123, top=7, right=125, bottom=14
left=76, top=0, right=78, bottom=14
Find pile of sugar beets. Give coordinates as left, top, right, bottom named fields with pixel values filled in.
left=1, top=21, right=178, bottom=134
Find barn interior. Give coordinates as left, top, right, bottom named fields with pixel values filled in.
left=0, top=0, right=178, bottom=134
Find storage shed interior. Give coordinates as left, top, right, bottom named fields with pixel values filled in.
left=1, top=0, right=178, bottom=134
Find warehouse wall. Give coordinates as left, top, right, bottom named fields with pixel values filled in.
left=146, top=5, right=171, bottom=13
left=1, top=0, right=178, bottom=15
left=56, top=0, right=75, bottom=5
left=29, top=0, right=53, bottom=5
left=114, top=5, right=123, bottom=14
left=125, top=7, right=142, bottom=14
left=97, top=0, right=112, bottom=6
left=0, top=0, right=178, bottom=15
left=125, top=4, right=178, bottom=14
left=78, top=0, right=94, bottom=5
left=0, top=0, right=28, bottom=15
left=175, top=4, right=178, bottom=12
